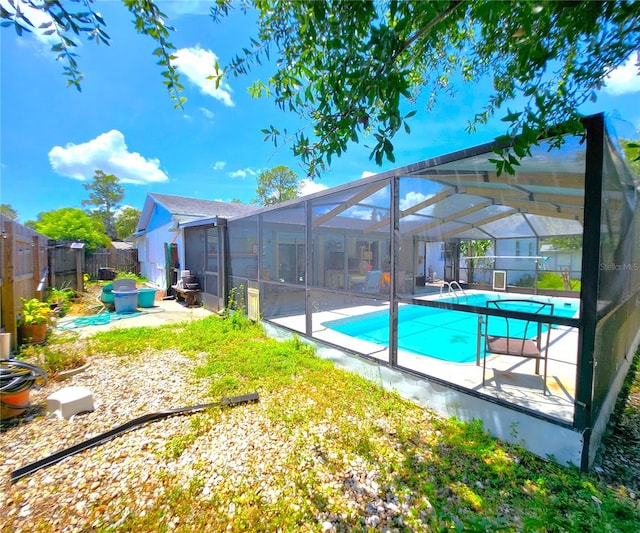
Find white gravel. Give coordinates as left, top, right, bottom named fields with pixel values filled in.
left=1, top=346, right=420, bottom=532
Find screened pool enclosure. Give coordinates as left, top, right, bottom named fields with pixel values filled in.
left=182, top=114, right=640, bottom=469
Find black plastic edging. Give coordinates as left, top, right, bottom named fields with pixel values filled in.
left=11, top=392, right=259, bottom=483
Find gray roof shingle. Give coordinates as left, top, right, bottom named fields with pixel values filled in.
left=149, top=193, right=258, bottom=219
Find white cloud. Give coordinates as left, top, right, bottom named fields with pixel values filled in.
left=115, top=204, right=135, bottom=216
left=174, top=46, right=234, bottom=106
left=199, top=107, right=214, bottom=119
left=360, top=171, right=376, bottom=179
left=163, top=1, right=212, bottom=17
left=228, top=168, right=259, bottom=179
left=48, top=130, right=169, bottom=185
left=212, top=161, right=226, bottom=171
left=345, top=206, right=380, bottom=221
left=400, top=191, right=430, bottom=211
left=604, top=55, right=640, bottom=96
left=299, top=179, right=328, bottom=197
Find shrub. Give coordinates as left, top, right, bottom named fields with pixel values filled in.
left=116, top=271, right=148, bottom=284
left=46, top=287, right=74, bottom=316
left=19, top=339, right=87, bottom=378
left=537, top=272, right=564, bottom=290
left=513, top=274, right=535, bottom=288
left=18, top=298, right=53, bottom=326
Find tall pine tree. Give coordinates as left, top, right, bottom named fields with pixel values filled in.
left=81, top=170, right=124, bottom=240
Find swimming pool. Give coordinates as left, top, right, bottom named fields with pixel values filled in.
left=321, top=293, right=579, bottom=364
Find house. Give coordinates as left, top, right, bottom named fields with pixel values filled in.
left=539, top=243, right=583, bottom=277
left=130, top=193, right=257, bottom=292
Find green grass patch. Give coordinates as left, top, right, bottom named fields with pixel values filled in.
left=78, top=316, right=639, bottom=532
left=537, top=272, right=582, bottom=291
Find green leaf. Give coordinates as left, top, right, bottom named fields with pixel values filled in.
left=501, top=110, right=522, bottom=123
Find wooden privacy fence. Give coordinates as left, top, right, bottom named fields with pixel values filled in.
left=47, top=240, right=86, bottom=291
left=47, top=243, right=140, bottom=283
left=85, top=247, right=139, bottom=279
left=0, top=215, right=49, bottom=352
left=1, top=216, right=139, bottom=351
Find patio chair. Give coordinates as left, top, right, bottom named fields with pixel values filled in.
left=481, top=299, right=554, bottom=395
left=361, top=270, right=382, bottom=293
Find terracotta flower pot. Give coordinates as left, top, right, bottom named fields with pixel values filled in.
left=1, top=389, right=30, bottom=419
left=18, top=324, right=48, bottom=345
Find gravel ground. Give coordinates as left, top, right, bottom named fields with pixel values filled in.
left=2, top=341, right=639, bottom=531
left=1, top=349, right=217, bottom=531
left=1, top=348, right=414, bottom=532
left=593, top=358, right=640, bottom=494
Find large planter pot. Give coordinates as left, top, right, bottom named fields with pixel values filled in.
left=137, top=288, right=157, bottom=308
left=18, top=324, right=48, bottom=345
left=100, top=283, right=115, bottom=304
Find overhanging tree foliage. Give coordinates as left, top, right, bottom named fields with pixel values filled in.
left=620, top=137, right=640, bottom=177
left=3, top=1, right=639, bottom=177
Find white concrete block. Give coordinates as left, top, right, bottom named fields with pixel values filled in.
left=47, top=386, right=94, bottom=419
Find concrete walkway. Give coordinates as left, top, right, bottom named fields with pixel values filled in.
left=55, top=297, right=213, bottom=338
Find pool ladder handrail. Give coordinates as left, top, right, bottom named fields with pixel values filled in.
left=440, top=280, right=468, bottom=303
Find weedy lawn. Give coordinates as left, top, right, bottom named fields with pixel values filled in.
left=6, top=311, right=640, bottom=532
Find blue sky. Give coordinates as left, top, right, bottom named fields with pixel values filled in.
left=1, top=1, right=639, bottom=226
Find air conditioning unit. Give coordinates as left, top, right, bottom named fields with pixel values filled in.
left=493, top=270, right=507, bottom=291
left=247, top=287, right=260, bottom=321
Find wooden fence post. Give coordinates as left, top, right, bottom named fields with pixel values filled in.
left=76, top=248, right=84, bottom=292
left=32, top=235, right=42, bottom=299
left=49, top=240, right=56, bottom=289
left=1, top=220, right=17, bottom=351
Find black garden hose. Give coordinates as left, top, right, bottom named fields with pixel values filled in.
left=0, top=359, right=48, bottom=400
left=11, top=391, right=259, bottom=482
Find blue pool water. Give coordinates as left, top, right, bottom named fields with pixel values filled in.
left=321, top=293, right=579, bottom=364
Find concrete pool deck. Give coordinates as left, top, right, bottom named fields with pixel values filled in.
left=269, top=290, right=580, bottom=425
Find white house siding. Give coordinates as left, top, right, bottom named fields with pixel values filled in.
left=139, top=225, right=183, bottom=290
left=424, top=241, right=444, bottom=280
left=494, top=238, right=539, bottom=286
left=541, top=250, right=582, bottom=278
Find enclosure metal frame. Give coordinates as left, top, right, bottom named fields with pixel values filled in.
left=183, top=113, right=639, bottom=469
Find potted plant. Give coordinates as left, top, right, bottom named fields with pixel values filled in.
left=46, top=286, right=74, bottom=317
left=17, top=297, right=52, bottom=345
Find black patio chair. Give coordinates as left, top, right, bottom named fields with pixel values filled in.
left=481, top=299, right=554, bottom=395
